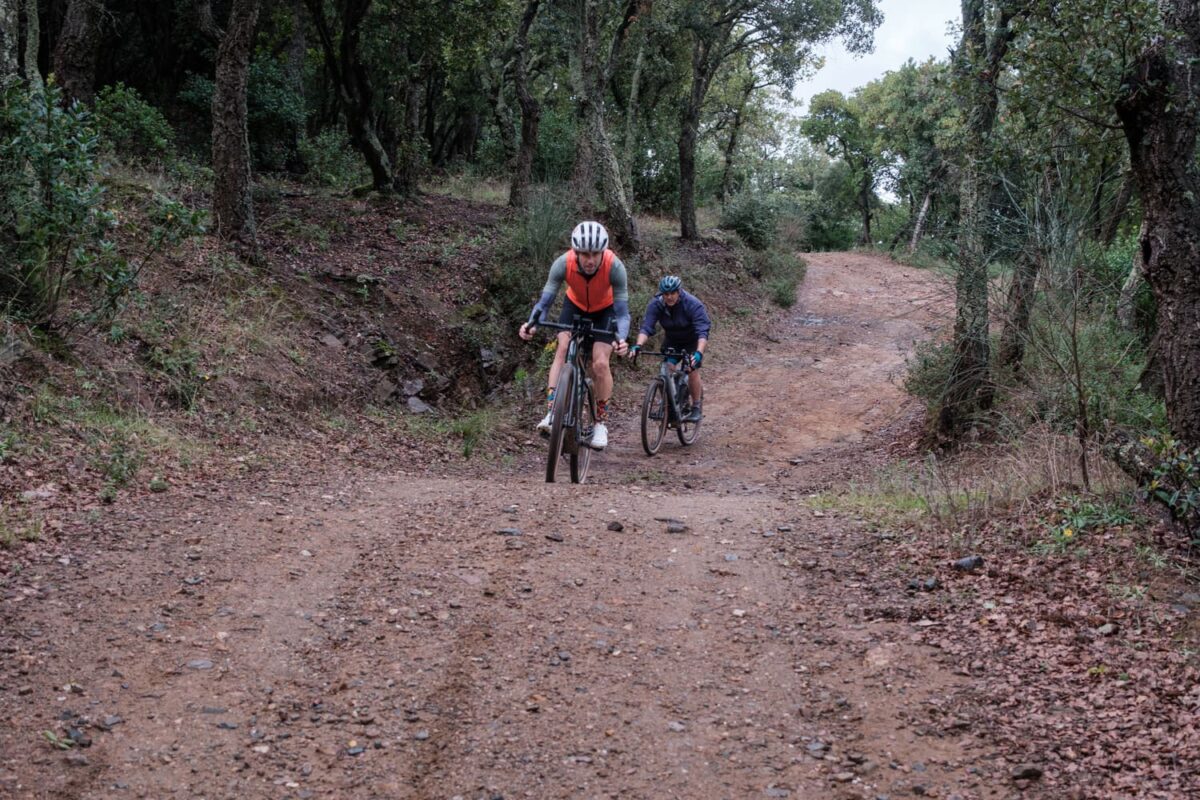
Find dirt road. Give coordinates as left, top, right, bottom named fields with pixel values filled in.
left=2, top=252, right=1005, bottom=800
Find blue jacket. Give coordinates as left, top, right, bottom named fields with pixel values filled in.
left=639, top=289, right=711, bottom=341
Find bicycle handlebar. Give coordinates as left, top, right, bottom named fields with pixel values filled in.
left=532, top=318, right=619, bottom=337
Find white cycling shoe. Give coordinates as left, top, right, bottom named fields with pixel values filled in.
left=536, top=410, right=553, bottom=435
left=590, top=423, right=608, bottom=450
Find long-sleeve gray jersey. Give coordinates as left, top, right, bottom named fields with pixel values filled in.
left=528, top=253, right=631, bottom=339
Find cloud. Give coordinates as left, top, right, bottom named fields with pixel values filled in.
left=790, top=0, right=960, bottom=111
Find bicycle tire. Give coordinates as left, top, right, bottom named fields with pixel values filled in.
left=545, top=365, right=574, bottom=482
left=677, top=378, right=702, bottom=446
left=569, top=377, right=595, bottom=483
left=641, top=377, right=668, bottom=456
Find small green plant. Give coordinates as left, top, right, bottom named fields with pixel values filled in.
left=1145, top=436, right=1200, bottom=539
left=148, top=475, right=168, bottom=493
left=42, top=730, right=75, bottom=750
left=449, top=409, right=495, bottom=458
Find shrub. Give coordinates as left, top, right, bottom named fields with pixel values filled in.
left=1146, top=436, right=1200, bottom=539
left=904, top=338, right=957, bottom=407
left=489, top=186, right=572, bottom=324
left=298, top=128, right=368, bottom=188
left=1, top=84, right=127, bottom=327
left=721, top=191, right=778, bottom=250
left=94, top=83, right=176, bottom=164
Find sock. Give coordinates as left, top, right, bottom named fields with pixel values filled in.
left=597, top=398, right=609, bottom=421
left=546, top=386, right=555, bottom=409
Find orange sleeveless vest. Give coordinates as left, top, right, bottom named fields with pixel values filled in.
left=565, top=249, right=615, bottom=312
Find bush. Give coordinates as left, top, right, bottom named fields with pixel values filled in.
left=904, top=338, right=956, bottom=406
left=489, top=187, right=573, bottom=319
left=1146, top=436, right=1200, bottom=539
left=1, top=84, right=127, bottom=327
left=721, top=191, right=778, bottom=250
left=298, top=128, right=368, bottom=188
left=94, top=83, right=176, bottom=164
left=743, top=247, right=807, bottom=308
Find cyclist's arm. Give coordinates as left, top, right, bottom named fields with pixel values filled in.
left=610, top=258, right=631, bottom=340
left=688, top=293, right=712, bottom=343
left=637, top=295, right=661, bottom=345
left=527, top=254, right=568, bottom=326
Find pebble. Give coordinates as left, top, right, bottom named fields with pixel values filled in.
left=1011, top=763, right=1043, bottom=781
left=952, top=555, right=984, bottom=572
left=667, top=721, right=686, bottom=732
left=187, top=659, right=214, bottom=670
left=414, top=730, right=430, bottom=741
left=606, top=521, right=624, bottom=532
left=496, top=528, right=522, bottom=536
left=667, top=523, right=688, bottom=534
left=832, top=772, right=854, bottom=783
left=545, top=532, right=564, bottom=542
left=724, top=554, right=738, bottom=562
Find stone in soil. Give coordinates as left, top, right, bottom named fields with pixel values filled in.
left=606, top=521, right=624, bottom=532
left=952, top=555, right=984, bottom=572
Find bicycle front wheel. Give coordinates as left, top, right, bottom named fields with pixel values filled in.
left=677, top=381, right=703, bottom=446
left=569, top=378, right=595, bottom=484
left=641, top=377, right=668, bottom=456
left=545, top=365, right=575, bottom=483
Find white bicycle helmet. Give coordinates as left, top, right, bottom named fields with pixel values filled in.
left=571, top=221, right=609, bottom=253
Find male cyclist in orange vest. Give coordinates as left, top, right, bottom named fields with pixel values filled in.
left=518, top=221, right=630, bottom=450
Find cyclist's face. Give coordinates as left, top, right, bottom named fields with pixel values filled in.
left=576, top=250, right=603, bottom=273
left=662, top=290, right=680, bottom=306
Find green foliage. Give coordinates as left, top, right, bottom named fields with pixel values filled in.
left=742, top=247, right=807, bottom=308
left=179, top=57, right=307, bottom=170
left=903, top=339, right=956, bottom=406
left=1, top=83, right=126, bottom=328
left=297, top=130, right=367, bottom=189
left=1146, top=436, right=1200, bottom=538
left=721, top=191, right=778, bottom=250
left=488, top=187, right=572, bottom=319
left=94, top=83, right=176, bottom=164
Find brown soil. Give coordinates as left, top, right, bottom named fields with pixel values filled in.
left=0, top=252, right=1078, bottom=798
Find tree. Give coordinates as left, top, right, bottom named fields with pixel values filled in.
left=674, top=0, right=880, bottom=241
left=0, top=0, right=16, bottom=81
left=53, top=0, right=104, bottom=105
left=1115, top=0, right=1200, bottom=445
left=935, top=0, right=1021, bottom=439
left=205, top=0, right=262, bottom=251
left=509, top=0, right=541, bottom=208
left=305, top=0, right=398, bottom=193
left=802, top=89, right=881, bottom=244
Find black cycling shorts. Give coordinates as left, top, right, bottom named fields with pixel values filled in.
left=664, top=336, right=701, bottom=369
left=558, top=299, right=618, bottom=347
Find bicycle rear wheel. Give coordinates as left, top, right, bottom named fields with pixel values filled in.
left=545, top=365, right=574, bottom=482
left=641, top=377, right=668, bottom=456
left=569, top=378, right=595, bottom=483
left=677, top=379, right=702, bottom=446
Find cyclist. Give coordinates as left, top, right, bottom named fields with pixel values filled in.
left=628, top=275, right=710, bottom=422
left=518, top=221, right=630, bottom=450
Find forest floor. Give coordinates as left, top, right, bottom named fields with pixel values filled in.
left=2, top=251, right=1199, bottom=799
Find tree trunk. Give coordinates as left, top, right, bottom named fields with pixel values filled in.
left=719, top=79, right=754, bottom=204
left=283, top=0, right=306, bottom=172
left=1, top=0, right=18, bottom=80
left=998, top=250, right=1039, bottom=372
left=574, top=0, right=637, bottom=249
left=909, top=190, right=932, bottom=252
left=858, top=169, right=873, bottom=245
left=211, top=0, right=261, bottom=250
left=936, top=0, right=1016, bottom=439
left=1116, top=220, right=1147, bottom=330
left=509, top=0, right=540, bottom=208
left=52, top=0, right=101, bottom=105
left=621, top=32, right=645, bottom=203
left=17, top=0, right=40, bottom=93
left=678, top=105, right=700, bottom=240
left=1097, top=169, right=1133, bottom=247
left=1115, top=0, right=1200, bottom=445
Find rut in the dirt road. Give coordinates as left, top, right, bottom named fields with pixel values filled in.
left=2, top=253, right=1009, bottom=800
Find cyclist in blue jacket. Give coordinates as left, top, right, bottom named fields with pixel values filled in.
left=628, top=275, right=710, bottom=422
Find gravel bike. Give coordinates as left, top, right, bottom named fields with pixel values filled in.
left=636, top=347, right=702, bottom=455
left=534, top=317, right=614, bottom=483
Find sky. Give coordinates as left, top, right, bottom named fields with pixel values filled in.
left=789, top=0, right=962, bottom=112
